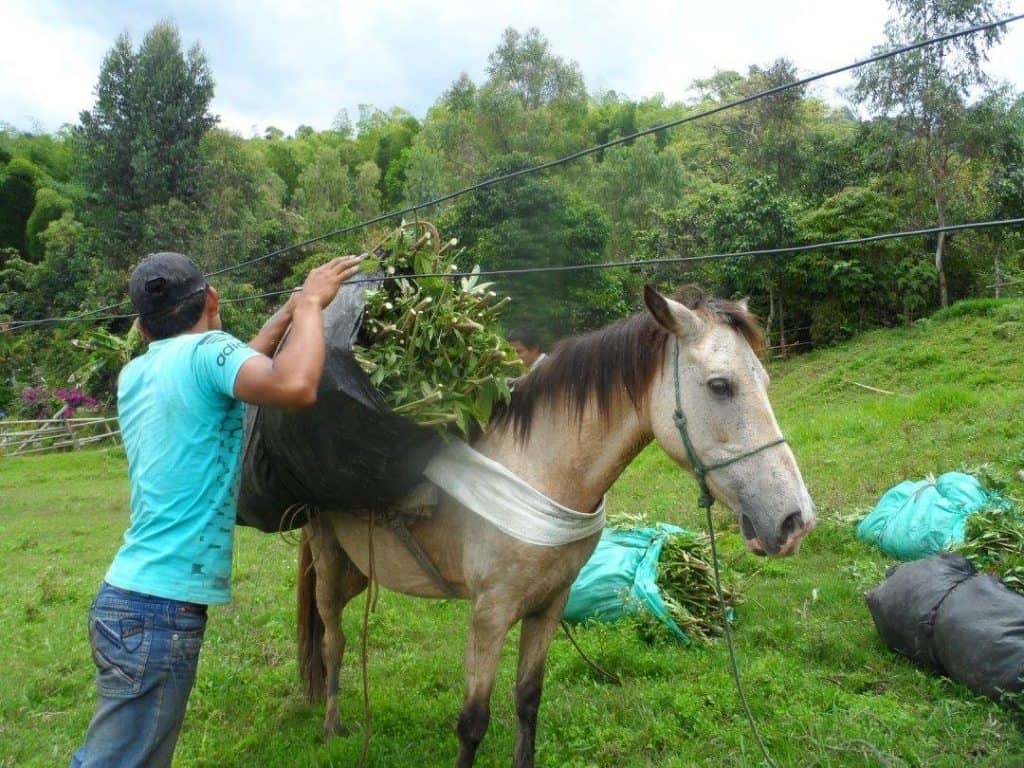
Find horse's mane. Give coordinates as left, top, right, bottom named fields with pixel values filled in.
left=493, top=287, right=764, bottom=443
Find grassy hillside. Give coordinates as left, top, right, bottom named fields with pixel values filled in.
left=2, top=298, right=1023, bottom=767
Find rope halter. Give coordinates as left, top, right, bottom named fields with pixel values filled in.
left=671, top=340, right=787, bottom=511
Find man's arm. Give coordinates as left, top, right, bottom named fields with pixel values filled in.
left=248, top=292, right=300, bottom=356
left=234, top=256, right=362, bottom=409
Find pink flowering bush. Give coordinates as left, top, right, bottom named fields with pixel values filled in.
left=55, top=388, right=99, bottom=416
left=20, top=386, right=99, bottom=419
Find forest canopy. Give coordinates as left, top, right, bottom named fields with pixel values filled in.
left=1, top=5, right=1022, bottom=415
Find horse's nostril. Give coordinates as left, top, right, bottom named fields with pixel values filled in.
left=780, top=511, right=803, bottom=540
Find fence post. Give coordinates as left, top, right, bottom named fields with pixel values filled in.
left=102, top=418, right=120, bottom=446
left=64, top=419, right=81, bottom=450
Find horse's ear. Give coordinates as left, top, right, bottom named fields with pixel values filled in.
left=738, top=296, right=750, bottom=312
left=643, top=285, right=703, bottom=339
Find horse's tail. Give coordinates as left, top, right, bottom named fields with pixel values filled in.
left=297, top=526, right=326, bottom=702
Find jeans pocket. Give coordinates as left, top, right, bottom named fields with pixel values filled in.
left=90, top=613, right=153, bottom=698
left=169, top=626, right=205, bottom=684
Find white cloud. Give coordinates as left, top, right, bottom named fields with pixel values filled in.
left=2, top=0, right=1021, bottom=137
left=1, top=0, right=110, bottom=129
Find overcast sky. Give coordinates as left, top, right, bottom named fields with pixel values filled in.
left=4, top=0, right=1024, bottom=137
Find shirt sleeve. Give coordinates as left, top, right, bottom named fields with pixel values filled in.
left=191, top=332, right=262, bottom=399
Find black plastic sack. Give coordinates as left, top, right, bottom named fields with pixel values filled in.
left=866, top=553, right=1024, bottom=701
left=865, top=552, right=975, bottom=671
left=236, top=276, right=442, bottom=532
left=933, top=572, right=1024, bottom=700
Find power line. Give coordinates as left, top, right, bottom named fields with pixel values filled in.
left=5, top=12, right=1022, bottom=331
left=201, top=11, right=1023, bottom=280
left=6, top=217, right=1021, bottom=333
left=5, top=301, right=136, bottom=331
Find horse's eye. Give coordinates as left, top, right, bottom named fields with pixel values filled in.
left=707, top=378, right=734, bottom=397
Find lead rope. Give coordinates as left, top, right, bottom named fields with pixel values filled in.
left=357, top=510, right=378, bottom=768
left=559, top=620, right=622, bottom=684
left=672, top=342, right=779, bottom=768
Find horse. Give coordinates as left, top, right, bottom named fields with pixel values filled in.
left=296, top=285, right=817, bottom=768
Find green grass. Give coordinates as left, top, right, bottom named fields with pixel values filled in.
left=3, top=299, right=1024, bottom=767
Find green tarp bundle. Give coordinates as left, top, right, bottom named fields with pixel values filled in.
left=563, top=524, right=689, bottom=641
left=856, top=471, right=1009, bottom=560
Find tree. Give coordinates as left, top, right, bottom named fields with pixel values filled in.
left=592, top=136, right=686, bottom=254
left=744, top=59, right=807, bottom=187
left=796, top=185, right=919, bottom=336
left=194, top=130, right=290, bottom=271
left=642, top=176, right=799, bottom=343
left=354, top=107, right=421, bottom=208
left=979, top=90, right=1024, bottom=218
left=263, top=139, right=302, bottom=201
left=0, top=157, right=39, bottom=257
left=402, top=142, right=447, bottom=207
left=684, top=60, right=816, bottom=194
left=0, top=126, right=75, bottom=182
left=0, top=213, right=116, bottom=321
left=292, top=145, right=379, bottom=240
left=25, top=188, right=72, bottom=260
left=854, top=0, right=1008, bottom=307
left=704, top=176, right=799, bottom=343
left=485, top=27, right=586, bottom=111
left=77, top=21, right=216, bottom=260
left=446, top=155, right=622, bottom=335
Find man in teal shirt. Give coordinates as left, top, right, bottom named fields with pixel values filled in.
left=72, top=251, right=362, bottom=767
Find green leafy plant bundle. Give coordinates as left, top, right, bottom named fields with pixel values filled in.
left=956, top=504, right=1024, bottom=595
left=611, top=514, right=743, bottom=644
left=645, top=530, right=744, bottom=643
left=353, top=221, right=523, bottom=437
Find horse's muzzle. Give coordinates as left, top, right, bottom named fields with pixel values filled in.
left=740, top=510, right=816, bottom=557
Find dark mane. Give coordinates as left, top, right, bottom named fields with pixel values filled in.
left=493, top=288, right=764, bottom=442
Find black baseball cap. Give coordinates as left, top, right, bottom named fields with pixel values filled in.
left=129, top=252, right=208, bottom=316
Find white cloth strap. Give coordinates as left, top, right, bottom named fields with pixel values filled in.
left=422, top=440, right=605, bottom=547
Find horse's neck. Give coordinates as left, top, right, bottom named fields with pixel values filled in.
left=477, top=398, right=651, bottom=513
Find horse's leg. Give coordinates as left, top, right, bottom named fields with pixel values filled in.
left=512, top=592, right=570, bottom=768
left=308, top=514, right=368, bottom=738
left=455, top=599, right=518, bottom=768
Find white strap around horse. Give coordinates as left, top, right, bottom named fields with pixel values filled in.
left=421, top=440, right=606, bottom=547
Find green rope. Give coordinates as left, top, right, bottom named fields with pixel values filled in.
left=671, top=340, right=780, bottom=768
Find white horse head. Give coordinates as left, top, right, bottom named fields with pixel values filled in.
left=643, top=285, right=816, bottom=556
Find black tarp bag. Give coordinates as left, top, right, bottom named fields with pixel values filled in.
left=864, top=552, right=975, bottom=671
left=932, top=569, right=1024, bottom=700
left=866, top=553, right=1024, bottom=701
left=236, top=275, right=443, bottom=532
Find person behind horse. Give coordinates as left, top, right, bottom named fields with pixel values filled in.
left=70, top=251, right=362, bottom=768
left=508, top=326, right=547, bottom=371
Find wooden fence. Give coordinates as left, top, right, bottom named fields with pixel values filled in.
left=0, top=415, right=121, bottom=457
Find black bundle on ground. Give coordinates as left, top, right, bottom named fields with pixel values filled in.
left=866, top=553, right=1024, bottom=701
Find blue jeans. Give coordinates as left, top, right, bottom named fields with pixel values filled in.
left=70, top=582, right=208, bottom=768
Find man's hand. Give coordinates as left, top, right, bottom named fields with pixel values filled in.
left=235, top=255, right=363, bottom=408
left=300, top=255, right=364, bottom=309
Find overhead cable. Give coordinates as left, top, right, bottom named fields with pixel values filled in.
left=6, top=12, right=1022, bottom=330
left=202, top=11, right=1024, bottom=279
left=6, top=217, right=1021, bottom=332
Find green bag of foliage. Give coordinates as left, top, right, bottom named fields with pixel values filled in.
left=564, top=524, right=688, bottom=640
left=563, top=523, right=739, bottom=643
left=856, top=472, right=1008, bottom=560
